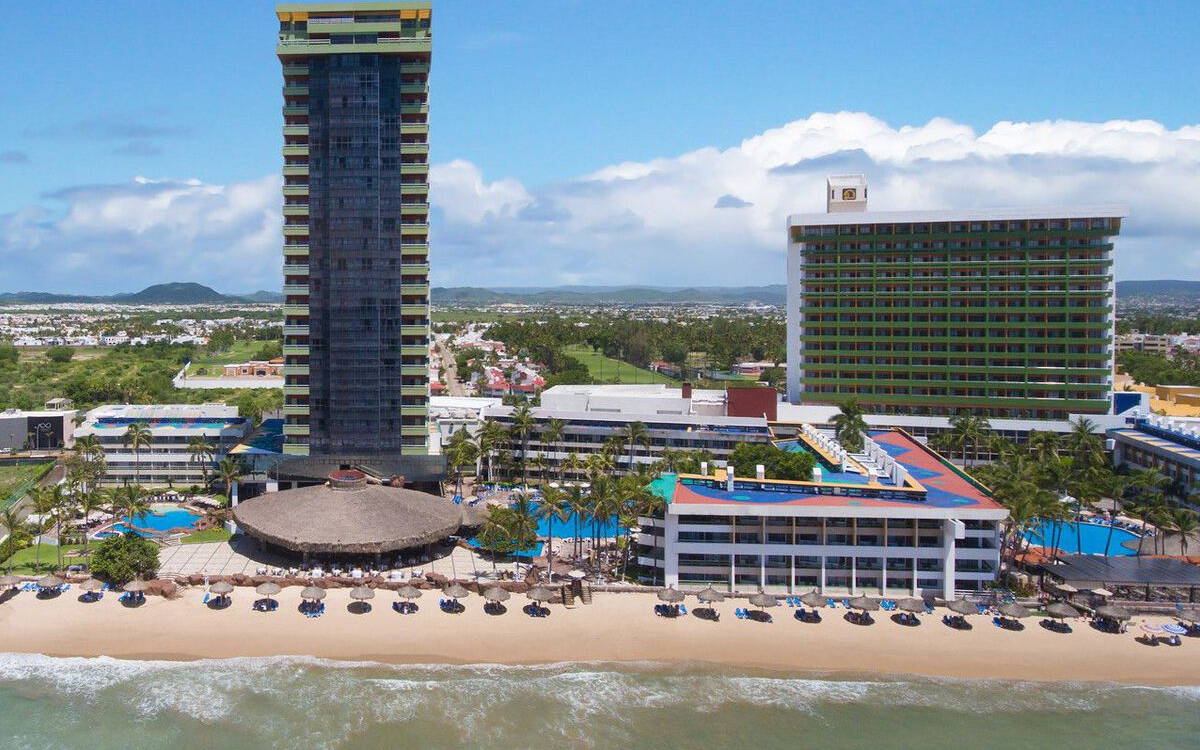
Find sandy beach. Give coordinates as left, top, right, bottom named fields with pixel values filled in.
left=1, top=587, right=1196, bottom=685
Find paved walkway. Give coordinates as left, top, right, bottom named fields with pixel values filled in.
left=157, top=535, right=524, bottom=581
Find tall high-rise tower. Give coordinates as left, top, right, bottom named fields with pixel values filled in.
left=277, top=2, right=432, bottom=458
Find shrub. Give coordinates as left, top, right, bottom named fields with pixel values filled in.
left=89, top=533, right=159, bottom=583
left=45, top=346, right=75, bottom=363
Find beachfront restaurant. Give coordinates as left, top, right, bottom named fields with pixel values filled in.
left=1039, top=555, right=1200, bottom=603
left=636, top=428, right=1007, bottom=601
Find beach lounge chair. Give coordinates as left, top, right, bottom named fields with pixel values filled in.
left=827, top=598, right=837, bottom=608
left=679, top=605, right=688, bottom=616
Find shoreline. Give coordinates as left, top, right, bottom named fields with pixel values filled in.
left=3, top=588, right=1198, bottom=687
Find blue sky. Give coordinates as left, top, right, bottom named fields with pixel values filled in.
left=1, top=0, right=1198, bottom=292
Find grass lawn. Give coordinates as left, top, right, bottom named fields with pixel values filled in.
left=562, top=345, right=676, bottom=385
left=2, top=543, right=89, bottom=575
left=187, top=340, right=269, bottom=372
left=0, top=461, right=54, bottom=504
left=180, top=528, right=233, bottom=545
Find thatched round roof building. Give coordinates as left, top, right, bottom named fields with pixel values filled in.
left=233, top=470, right=464, bottom=555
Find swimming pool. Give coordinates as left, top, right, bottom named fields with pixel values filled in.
left=105, top=507, right=203, bottom=537
left=1025, top=520, right=1139, bottom=556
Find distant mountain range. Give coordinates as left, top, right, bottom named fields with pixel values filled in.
left=1114, top=280, right=1200, bottom=299
left=0, top=279, right=1191, bottom=307
left=0, top=283, right=284, bottom=305
left=431, top=285, right=788, bottom=305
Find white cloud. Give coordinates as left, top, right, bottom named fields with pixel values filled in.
left=2, top=111, right=1199, bottom=293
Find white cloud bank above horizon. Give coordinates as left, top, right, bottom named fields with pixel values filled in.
left=2, top=111, right=1199, bottom=294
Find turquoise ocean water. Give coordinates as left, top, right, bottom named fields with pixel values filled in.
left=0, top=654, right=1196, bottom=750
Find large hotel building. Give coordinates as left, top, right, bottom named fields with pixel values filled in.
left=277, top=2, right=432, bottom=457
left=787, top=177, right=1126, bottom=420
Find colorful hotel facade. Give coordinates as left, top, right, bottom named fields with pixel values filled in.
left=787, top=176, right=1126, bottom=421
left=277, top=2, right=433, bottom=457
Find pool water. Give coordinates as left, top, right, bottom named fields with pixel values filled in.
left=1025, top=520, right=1139, bottom=556
left=107, top=507, right=203, bottom=536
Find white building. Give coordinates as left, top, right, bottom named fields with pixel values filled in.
left=74, top=404, right=252, bottom=486
left=637, top=427, right=1007, bottom=599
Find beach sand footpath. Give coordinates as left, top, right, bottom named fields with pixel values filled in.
left=1, top=587, right=1197, bottom=685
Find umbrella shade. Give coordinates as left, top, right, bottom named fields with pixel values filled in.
left=526, top=586, right=555, bottom=602
left=748, top=592, right=779, bottom=609
left=566, top=570, right=587, bottom=580
left=1044, top=602, right=1078, bottom=619
left=798, top=591, right=827, bottom=608
left=300, top=586, right=327, bottom=600
left=122, top=580, right=148, bottom=593
left=998, top=603, right=1032, bottom=619
left=444, top=583, right=470, bottom=599
left=483, top=587, right=511, bottom=603
left=1089, top=588, right=1114, bottom=598
left=896, top=598, right=926, bottom=614
left=1095, top=604, right=1132, bottom=621
left=849, top=596, right=880, bottom=612
left=37, top=575, right=65, bottom=588
left=657, top=587, right=686, bottom=603
left=695, top=586, right=726, bottom=604
left=350, top=586, right=375, bottom=600
left=1054, top=583, right=1079, bottom=594
left=209, top=581, right=235, bottom=595
left=946, top=599, right=978, bottom=616
left=397, top=585, right=423, bottom=600
left=256, top=582, right=282, bottom=597
left=0, top=575, right=22, bottom=586
left=1162, top=623, right=1188, bottom=635
left=1177, top=609, right=1200, bottom=623
left=79, top=578, right=105, bottom=592
left=1140, top=622, right=1164, bottom=634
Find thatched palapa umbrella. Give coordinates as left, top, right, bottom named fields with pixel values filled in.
left=79, top=578, right=105, bottom=592
left=1044, top=602, right=1078, bottom=619
left=350, top=586, right=375, bottom=601
left=1054, top=583, right=1079, bottom=595
left=798, top=590, right=826, bottom=608
left=695, top=586, right=726, bottom=604
left=1095, top=604, right=1132, bottom=621
left=256, top=582, right=282, bottom=598
left=945, top=599, right=978, bottom=616
left=896, top=598, right=926, bottom=614
left=526, top=586, right=555, bottom=602
left=301, top=586, right=327, bottom=601
left=998, top=602, right=1031, bottom=619
left=123, top=579, right=148, bottom=593
left=209, top=581, right=234, bottom=596
left=37, top=575, right=64, bottom=589
left=748, top=592, right=779, bottom=609
left=483, top=586, right=511, bottom=603
left=657, top=587, right=686, bottom=603
left=444, top=583, right=470, bottom=600
left=848, top=595, right=880, bottom=612
left=0, top=574, right=22, bottom=587
left=1089, top=588, right=1114, bottom=598
left=397, top=585, right=423, bottom=600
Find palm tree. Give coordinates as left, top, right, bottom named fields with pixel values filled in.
left=1169, top=508, right=1198, bottom=556
left=49, top=485, right=72, bottom=572
left=107, top=484, right=150, bottom=532
left=1026, top=430, right=1061, bottom=463
left=510, top=402, right=536, bottom=486
left=0, top=507, right=29, bottom=573
left=1101, top=474, right=1131, bottom=556
left=122, top=422, right=153, bottom=485
left=536, top=485, right=569, bottom=583
left=831, top=398, right=868, bottom=453
left=1064, top=417, right=1104, bottom=473
left=217, top=457, right=245, bottom=506
left=622, top=421, right=649, bottom=472
left=187, top=436, right=214, bottom=489
left=76, top=488, right=105, bottom=562
left=444, top=428, right=477, bottom=497
left=27, top=485, right=56, bottom=573
left=475, top=420, right=508, bottom=483
left=566, top=482, right=589, bottom=560
left=74, top=434, right=103, bottom=462
left=508, top=491, right=539, bottom=563
left=947, top=412, right=991, bottom=464
left=541, top=418, right=565, bottom=481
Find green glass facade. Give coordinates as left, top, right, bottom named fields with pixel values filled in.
left=277, top=2, right=431, bottom=456
left=786, top=210, right=1124, bottom=420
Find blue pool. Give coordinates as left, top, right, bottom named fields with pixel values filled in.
left=1025, top=520, right=1139, bottom=556
left=106, top=507, right=203, bottom=537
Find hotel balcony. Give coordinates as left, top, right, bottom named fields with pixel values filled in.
left=400, top=283, right=430, bottom=295
left=283, top=185, right=309, bottom=197
left=400, top=404, right=429, bottom=416
left=282, top=344, right=309, bottom=356
left=283, top=124, right=309, bottom=137
left=400, top=123, right=429, bottom=135
left=282, top=105, right=309, bottom=117
left=399, top=202, right=430, bottom=214
left=400, top=344, right=429, bottom=356
left=282, top=404, right=309, bottom=416
left=400, top=365, right=427, bottom=376
left=283, top=165, right=309, bottom=177
left=282, top=63, right=309, bottom=76
left=282, top=225, right=309, bottom=237
left=283, top=244, right=309, bottom=258
left=399, top=324, right=429, bottom=336
left=282, top=304, right=309, bottom=316
left=401, top=384, right=428, bottom=396
left=282, top=385, right=309, bottom=396
left=283, top=364, right=310, bottom=377
left=283, top=204, right=309, bottom=217
left=399, top=184, right=429, bottom=195
left=282, top=84, right=309, bottom=97
left=282, top=424, right=310, bottom=437
left=282, top=145, right=309, bottom=158
left=400, top=425, right=428, bottom=437
left=282, top=324, right=309, bottom=336
left=399, top=163, right=428, bottom=175
left=400, top=142, right=429, bottom=154
left=282, top=264, right=309, bottom=276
